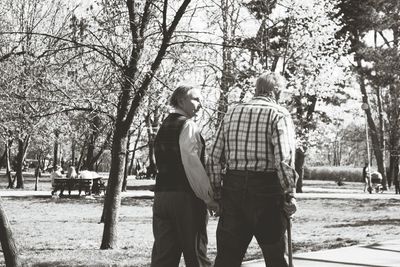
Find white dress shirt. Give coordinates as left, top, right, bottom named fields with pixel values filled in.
left=173, top=108, right=215, bottom=205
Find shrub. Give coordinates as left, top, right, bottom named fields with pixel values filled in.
left=304, top=166, right=364, bottom=182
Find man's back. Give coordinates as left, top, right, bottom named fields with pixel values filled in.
left=221, top=96, right=291, bottom=171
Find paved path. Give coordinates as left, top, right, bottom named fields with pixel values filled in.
left=242, top=239, right=400, bottom=267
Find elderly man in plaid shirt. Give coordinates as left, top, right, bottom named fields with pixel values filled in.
left=208, top=72, right=298, bottom=267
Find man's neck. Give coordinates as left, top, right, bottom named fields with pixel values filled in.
left=254, top=95, right=276, bottom=103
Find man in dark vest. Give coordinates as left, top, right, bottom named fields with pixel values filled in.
left=151, top=85, right=219, bottom=267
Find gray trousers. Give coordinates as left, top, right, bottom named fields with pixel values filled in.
left=151, top=191, right=211, bottom=267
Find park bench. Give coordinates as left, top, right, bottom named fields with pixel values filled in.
left=51, top=170, right=107, bottom=197
left=51, top=178, right=106, bottom=196
left=91, top=177, right=106, bottom=195
left=51, top=178, right=93, bottom=196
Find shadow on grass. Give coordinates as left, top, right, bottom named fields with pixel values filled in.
left=326, top=218, right=400, bottom=228
left=125, top=185, right=154, bottom=191
left=2, top=195, right=154, bottom=205
left=294, top=238, right=359, bottom=253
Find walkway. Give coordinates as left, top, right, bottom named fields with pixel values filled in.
left=242, top=239, right=400, bottom=267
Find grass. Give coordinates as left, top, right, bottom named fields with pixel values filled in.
left=1, top=173, right=400, bottom=266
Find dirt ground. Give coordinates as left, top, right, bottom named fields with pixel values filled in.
left=1, top=175, right=400, bottom=266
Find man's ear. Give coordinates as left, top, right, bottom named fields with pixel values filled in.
left=177, top=95, right=186, bottom=108
left=274, top=90, right=281, bottom=102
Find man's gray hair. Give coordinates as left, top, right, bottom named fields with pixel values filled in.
left=255, top=72, right=286, bottom=98
left=169, top=85, right=194, bottom=107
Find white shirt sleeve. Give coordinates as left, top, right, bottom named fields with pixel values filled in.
left=180, top=120, right=214, bottom=205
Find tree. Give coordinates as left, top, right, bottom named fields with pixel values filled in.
left=231, top=0, right=350, bottom=192
left=0, top=200, right=20, bottom=267
left=334, top=0, right=400, bottom=189
left=0, top=0, right=73, bottom=187
left=100, top=0, right=193, bottom=249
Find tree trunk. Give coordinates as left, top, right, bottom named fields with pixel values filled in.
left=53, top=130, right=60, bottom=171
left=100, top=128, right=128, bottom=249
left=388, top=154, right=394, bottom=187
left=128, top=155, right=135, bottom=176
left=15, top=136, right=30, bottom=189
left=357, top=58, right=387, bottom=189
left=0, top=200, right=20, bottom=267
left=15, top=139, right=24, bottom=189
left=216, top=0, right=236, bottom=126
left=99, top=0, right=192, bottom=248
left=71, top=139, right=76, bottom=166
left=295, top=148, right=305, bottom=193
left=84, top=133, right=96, bottom=171
left=5, top=142, right=13, bottom=189
left=393, top=156, right=399, bottom=191
left=122, top=132, right=131, bottom=192
left=146, top=110, right=159, bottom=179
left=128, top=127, right=143, bottom=175
left=76, top=143, right=86, bottom=172
left=0, top=149, right=6, bottom=169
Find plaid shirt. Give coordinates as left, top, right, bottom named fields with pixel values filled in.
left=208, top=96, right=298, bottom=199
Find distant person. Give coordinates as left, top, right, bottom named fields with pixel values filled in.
left=34, top=167, right=41, bottom=179
left=208, top=72, right=298, bottom=267
left=151, top=85, right=219, bottom=267
left=363, top=162, right=372, bottom=193
left=66, top=166, right=78, bottom=179
left=394, top=177, right=400, bottom=194
left=50, top=166, right=63, bottom=187
left=50, top=166, right=64, bottom=195
left=394, top=164, right=400, bottom=194
left=370, top=171, right=383, bottom=193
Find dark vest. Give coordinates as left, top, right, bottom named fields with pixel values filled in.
left=154, top=113, right=205, bottom=193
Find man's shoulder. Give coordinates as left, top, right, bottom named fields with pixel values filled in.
left=244, top=98, right=291, bottom=117
left=166, top=112, right=187, bottom=121
left=162, top=113, right=188, bottom=127
left=182, top=119, right=197, bottom=129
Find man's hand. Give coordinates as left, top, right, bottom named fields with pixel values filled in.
left=283, top=197, right=297, bottom=217
left=207, top=200, right=221, bottom=217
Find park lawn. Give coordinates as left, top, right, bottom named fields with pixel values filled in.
left=1, top=178, right=400, bottom=266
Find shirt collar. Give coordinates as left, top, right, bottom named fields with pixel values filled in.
left=171, top=107, right=189, bottom=118
left=253, top=96, right=277, bottom=103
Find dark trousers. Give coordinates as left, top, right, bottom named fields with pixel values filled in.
left=214, top=170, right=288, bottom=267
left=151, top=191, right=211, bottom=267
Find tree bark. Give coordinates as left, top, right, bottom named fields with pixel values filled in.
left=83, top=115, right=103, bottom=171
left=53, top=130, right=60, bottom=171
left=0, top=149, right=6, bottom=169
left=100, top=128, right=127, bottom=249
left=71, top=139, right=76, bottom=166
left=84, top=133, right=96, bottom=171
left=217, top=0, right=235, bottom=126
left=122, top=132, right=131, bottom=192
left=15, top=136, right=30, bottom=189
left=15, top=139, right=24, bottom=189
left=0, top=200, right=20, bottom=267
left=295, top=148, right=305, bottom=193
left=100, top=0, right=192, bottom=249
left=76, top=141, right=87, bottom=172
left=5, top=142, right=13, bottom=189
left=146, top=108, right=160, bottom=179
left=128, top=125, right=144, bottom=175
